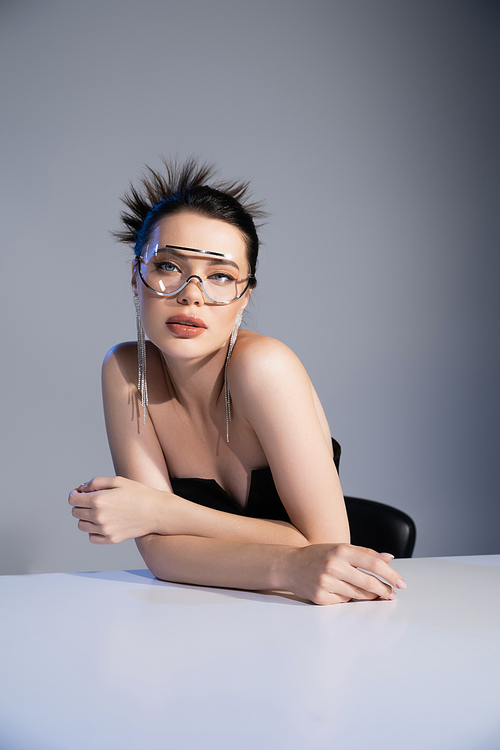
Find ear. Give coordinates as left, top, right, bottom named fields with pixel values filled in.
left=239, top=287, right=251, bottom=314
left=131, top=259, right=139, bottom=295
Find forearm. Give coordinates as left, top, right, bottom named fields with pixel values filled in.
left=136, top=534, right=407, bottom=605
left=70, top=477, right=335, bottom=546
left=136, top=534, right=293, bottom=591
left=156, top=493, right=319, bottom=545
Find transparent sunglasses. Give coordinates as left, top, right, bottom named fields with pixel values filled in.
left=136, top=244, right=254, bottom=305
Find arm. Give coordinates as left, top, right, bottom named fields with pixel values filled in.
left=134, top=535, right=406, bottom=606
left=70, top=475, right=405, bottom=602
left=70, top=340, right=406, bottom=602
left=75, top=338, right=345, bottom=546
left=230, top=335, right=350, bottom=545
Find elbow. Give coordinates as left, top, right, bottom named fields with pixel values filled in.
left=135, top=534, right=166, bottom=580
left=135, top=534, right=186, bottom=583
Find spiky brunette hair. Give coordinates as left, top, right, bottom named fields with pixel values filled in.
left=113, top=157, right=265, bottom=283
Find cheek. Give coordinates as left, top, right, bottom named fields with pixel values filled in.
left=136, top=293, right=163, bottom=338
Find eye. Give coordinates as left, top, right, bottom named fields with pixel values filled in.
left=155, top=260, right=180, bottom=273
left=209, top=272, right=236, bottom=285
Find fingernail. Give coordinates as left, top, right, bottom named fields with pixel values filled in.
left=396, top=578, right=407, bottom=590
left=388, top=591, right=397, bottom=600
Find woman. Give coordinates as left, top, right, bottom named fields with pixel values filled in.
left=69, top=159, right=406, bottom=604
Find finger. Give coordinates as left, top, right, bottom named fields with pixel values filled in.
left=353, top=546, right=395, bottom=564
left=69, top=483, right=94, bottom=497
left=72, top=507, right=97, bottom=521
left=69, top=493, right=95, bottom=510
left=310, top=590, right=353, bottom=606
left=79, top=476, right=121, bottom=493
left=332, top=565, right=396, bottom=600
left=377, top=552, right=395, bottom=562
left=68, top=489, right=85, bottom=504
left=337, top=544, right=407, bottom=590
left=332, top=581, right=382, bottom=601
left=88, top=533, right=111, bottom=545
left=78, top=519, right=100, bottom=533
left=346, top=575, right=396, bottom=600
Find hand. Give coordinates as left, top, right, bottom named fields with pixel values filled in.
left=283, top=543, right=407, bottom=605
left=69, top=476, right=167, bottom=544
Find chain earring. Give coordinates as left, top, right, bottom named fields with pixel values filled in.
left=224, top=311, right=243, bottom=443
left=134, top=294, right=148, bottom=425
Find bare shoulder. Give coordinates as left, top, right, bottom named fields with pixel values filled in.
left=102, top=341, right=158, bottom=387
left=231, top=331, right=308, bottom=386
left=229, top=331, right=311, bottom=412
left=103, top=340, right=136, bottom=366
left=231, top=331, right=332, bottom=449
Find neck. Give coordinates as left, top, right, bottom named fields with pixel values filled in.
left=160, top=345, right=228, bottom=413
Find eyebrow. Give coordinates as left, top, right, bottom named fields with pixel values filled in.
left=158, top=245, right=241, bottom=271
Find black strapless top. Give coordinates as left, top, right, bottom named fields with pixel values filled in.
left=170, top=439, right=341, bottom=523
left=171, top=468, right=291, bottom=522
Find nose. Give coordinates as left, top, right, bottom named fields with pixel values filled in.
left=177, top=275, right=205, bottom=306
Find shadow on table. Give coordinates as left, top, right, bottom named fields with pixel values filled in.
left=69, top=568, right=312, bottom=605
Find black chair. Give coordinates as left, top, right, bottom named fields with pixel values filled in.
left=332, top=438, right=416, bottom=558
left=344, top=496, right=416, bottom=558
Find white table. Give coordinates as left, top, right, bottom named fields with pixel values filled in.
left=1, top=555, right=499, bottom=750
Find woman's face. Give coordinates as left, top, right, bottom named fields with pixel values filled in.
left=132, top=210, right=251, bottom=362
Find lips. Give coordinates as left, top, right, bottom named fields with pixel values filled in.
left=166, top=315, right=207, bottom=338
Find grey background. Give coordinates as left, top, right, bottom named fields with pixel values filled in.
left=1, top=0, right=499, bottom=574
